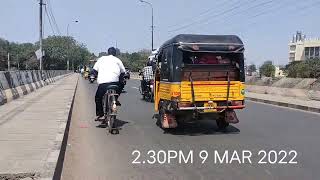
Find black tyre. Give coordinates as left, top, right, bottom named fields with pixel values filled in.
left=216, top=113, right=229, bottom=130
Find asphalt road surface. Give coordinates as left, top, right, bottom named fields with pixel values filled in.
left=61, top=77, right=320, bottom=180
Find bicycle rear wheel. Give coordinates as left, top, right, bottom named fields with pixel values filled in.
left=107, top=89, right=117, bottom=133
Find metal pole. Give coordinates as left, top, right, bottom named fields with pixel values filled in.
left=140, top=0, right=154, bottom=51
left=67, top=24, right=70, bottom=71
left=39, top=0, right=43, bottom=71
left=67, top=21, right=78, bottom=71
left=7, top=53, right=10, bottom=71
left=67, top=24, right=70, bottom=37
left=151, top=6, right=154, bottom=51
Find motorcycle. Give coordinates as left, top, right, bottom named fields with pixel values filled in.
left=89, top=74, right=96, bottom=83
left=140, top=79, right=154, bottom=102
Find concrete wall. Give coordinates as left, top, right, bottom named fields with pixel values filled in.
left=0, top=70, right=71, bottom=105
left=246, top=76, right=320, bottom=101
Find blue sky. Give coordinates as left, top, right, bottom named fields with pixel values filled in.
left=1, top=0, right=320, bottom=66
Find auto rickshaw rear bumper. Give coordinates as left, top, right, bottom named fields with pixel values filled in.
left=178, top=105, right=245, bottom=111
left=174, top=100, right=245, bottom=112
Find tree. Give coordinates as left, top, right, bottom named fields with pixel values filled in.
left=260, top=61, right=275, bottom=77
left=286, top=59, right=320, bottom=78
left=0, top=36, right=91, bottom=70
left=118, top=50, right=149, bottom=71
left=307, top=58, right=320, bottom=78
left=247, top=64, right=257, bottom=75
left=41, top=36, right=91, bottom=70
left=98, top=52, right=107, bottom=57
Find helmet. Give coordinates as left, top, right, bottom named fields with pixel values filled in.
left=108, top=47, right=117, bottom=56
left=147, top=61, right=152, bottom=66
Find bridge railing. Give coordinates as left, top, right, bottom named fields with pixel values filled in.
left=0, top=70, right=72, bottom=105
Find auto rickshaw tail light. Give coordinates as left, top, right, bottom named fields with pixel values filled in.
left=172, top=92, right=181, bottom=97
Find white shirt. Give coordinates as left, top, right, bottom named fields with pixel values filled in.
left=93, top=55, right=125, bottom=84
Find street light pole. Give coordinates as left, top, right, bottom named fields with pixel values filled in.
left=66, top=20, right=79, bottom=71
left=67, top=20, right=79, bottom=37
left=139, top=0, right=154, bottom=51
left=7, top=53, right=10, bottom=71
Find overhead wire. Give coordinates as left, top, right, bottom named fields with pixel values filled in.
left=168, top=0, right=260, bottom=33
left=167, top=0, right=237, bottom=29
left=224, top=0, right=320, bottom=34
left=44, top=5, right=56, bottom=35
left=46, top=0, right=61, bottom=35
left=202, top=0, right=274, bottom=27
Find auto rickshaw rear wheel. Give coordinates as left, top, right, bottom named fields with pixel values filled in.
left=216, top=112, right=229, bottom=129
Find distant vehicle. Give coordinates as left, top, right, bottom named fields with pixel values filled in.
left=124, top=68, right=130, bottom=79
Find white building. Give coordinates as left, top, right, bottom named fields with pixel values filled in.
left=289, top=31, right=320, bottom=62
left=274, top=66, right=285, bottom=77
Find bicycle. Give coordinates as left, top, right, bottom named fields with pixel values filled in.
left=102, top=85, right=119, bottom=134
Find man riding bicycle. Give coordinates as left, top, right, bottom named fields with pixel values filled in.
left=93, top=47, right=125, bottom=121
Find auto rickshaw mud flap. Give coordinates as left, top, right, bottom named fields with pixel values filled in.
left=225, top=109, right=239, bottom=124
left=162, top=113, right=178, bottom=129
left=159, top=101, right=178, bottom=129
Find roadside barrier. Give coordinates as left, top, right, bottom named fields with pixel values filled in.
left=0, top=70, right=72, bottom=106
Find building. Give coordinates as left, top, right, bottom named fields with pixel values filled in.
left=288, top=31, right=320, bottom=62
left=274, top=66, right=285, bottom=77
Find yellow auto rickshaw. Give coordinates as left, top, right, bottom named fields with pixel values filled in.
left=154, top=34, right=246, bottom=129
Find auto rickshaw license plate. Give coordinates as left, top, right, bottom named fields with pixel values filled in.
left=204, top=102, right=217, bottom=112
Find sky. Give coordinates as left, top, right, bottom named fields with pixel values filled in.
left=1, top=0, right=320, bottom=66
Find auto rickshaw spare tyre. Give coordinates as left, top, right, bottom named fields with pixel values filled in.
left=216, top=111, right=229, bottom=129
left=159, top=104, right=178, bottom=129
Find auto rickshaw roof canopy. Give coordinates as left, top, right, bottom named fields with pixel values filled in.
left=160, top=34, right=244, bottom=53
left=162, top=34, right=243, bottom=46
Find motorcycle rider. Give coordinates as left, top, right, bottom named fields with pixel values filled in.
left=140, top=60, right=154, bottom=95
left=93, top=47, right=126, bottom=121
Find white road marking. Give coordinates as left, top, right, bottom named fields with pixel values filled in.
left=131, top=87, right=139, bottom=90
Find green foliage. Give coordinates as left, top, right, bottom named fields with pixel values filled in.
left=248, top=64, right=257, bottom=73
left=42, top=36, right=91, bottom=70
left=260, top=61, right=275, bottom=77
left=0, top=36, right=91, bottom=70
left=286, top=58, right=320, bottom=78
left=118, top=50, right=150, bottom=71
left=1, top=35, right=150, bottom=71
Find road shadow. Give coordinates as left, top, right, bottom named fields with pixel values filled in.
left=96, top=119, right=129, bottom=131
left=153, top=114, right=240, bottom=136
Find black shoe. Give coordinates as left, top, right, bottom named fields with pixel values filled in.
left=95, top=116, right=103, bottom=121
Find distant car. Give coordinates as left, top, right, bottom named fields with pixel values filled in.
left=124, top=68, right=130, bottom=79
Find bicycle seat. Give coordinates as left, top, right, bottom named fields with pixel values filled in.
left=107, top=85, right=119, bottom=90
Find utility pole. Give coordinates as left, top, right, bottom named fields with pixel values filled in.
left=151, top=7, right=154, bottom=51
left=67, top=20, right=79, bottom=71
left=139, top=0, right=154, bottom=51
left=39, top=0, right=44, bottom=71
left=7, top=53, right=10, bottom=71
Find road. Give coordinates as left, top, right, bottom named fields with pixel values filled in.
left=61, top=77, right=320, bottom=180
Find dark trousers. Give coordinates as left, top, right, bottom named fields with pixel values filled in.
left=140, top=79, right=151, bottom=93
left=95, top=82, right=122, bottom=116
